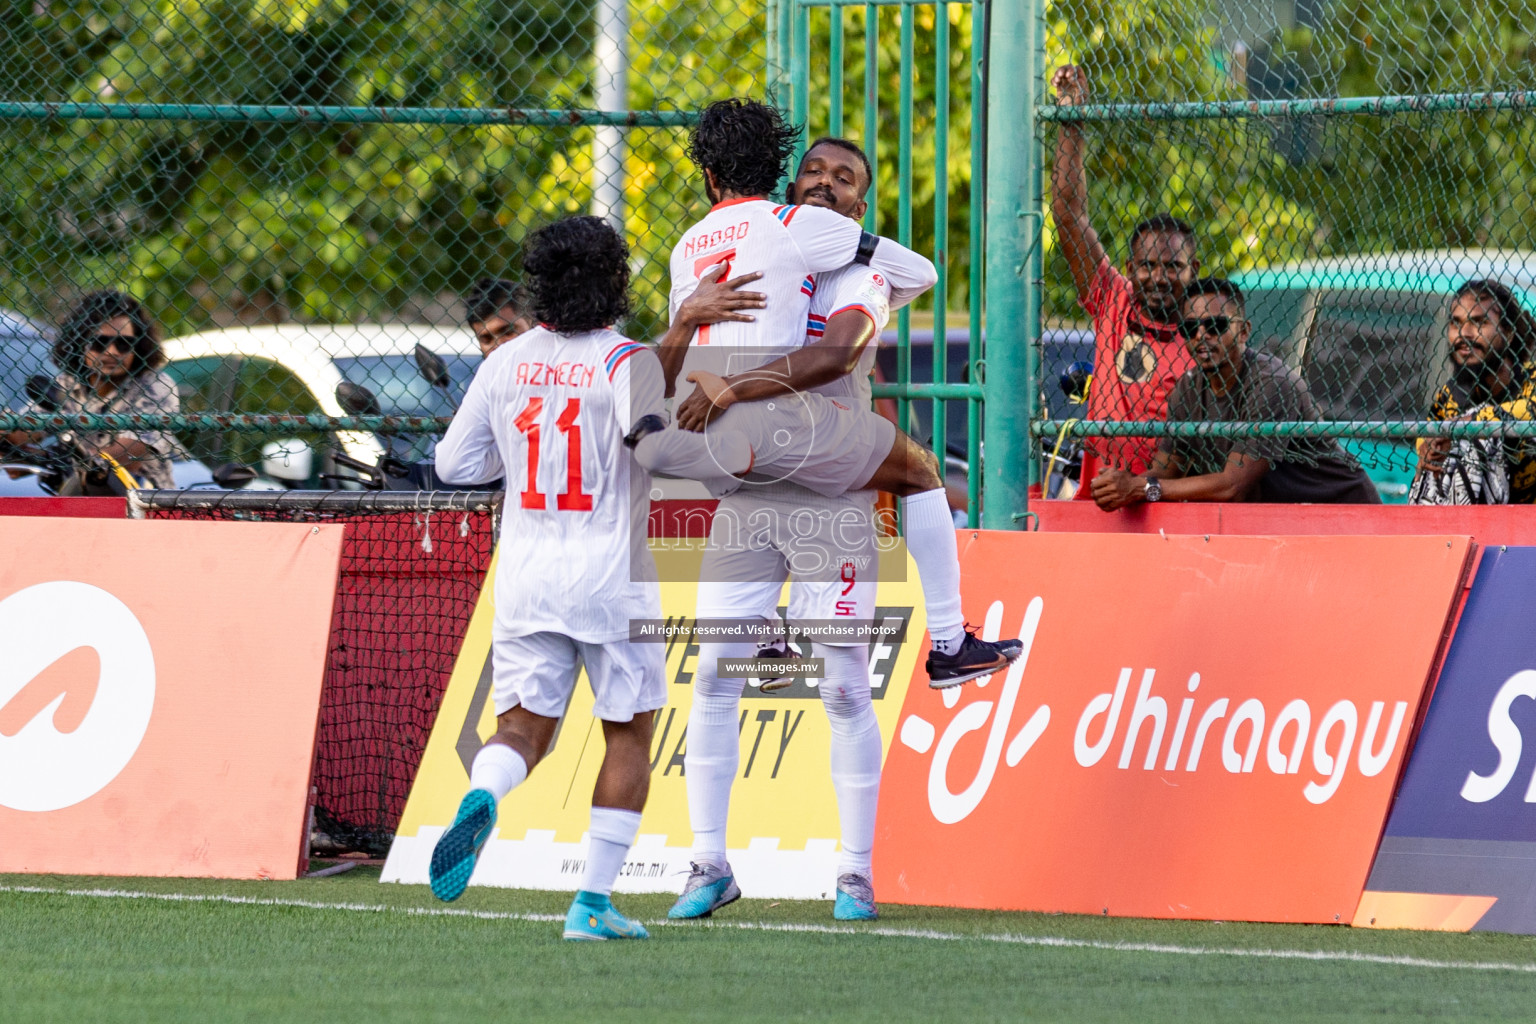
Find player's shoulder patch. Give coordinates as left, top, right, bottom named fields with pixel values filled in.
left=604, top=340, right=647, bottom=381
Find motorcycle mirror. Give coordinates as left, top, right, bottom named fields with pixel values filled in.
left=24, top=374, right=64, bottom=412
left=335, top=380, right=383, bottom=417
left=211, top=462, right=258, bottom=488
left=1059, top=361, right=1094, bottom=404
left=413, top=344, right=452, bottom=390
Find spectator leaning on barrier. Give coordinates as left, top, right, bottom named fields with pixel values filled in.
left=1051, top=63, right=1200, bottom=491
left=3, top=290, right=184, bottom=491
left=1411, top=279, right=1536, bottom=505
left=465, top=278, right=535, bottom=359
left=1092, top=278, right=1380, bottom=508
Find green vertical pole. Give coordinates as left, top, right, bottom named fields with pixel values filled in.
left=765, top=0, right=782, bottom=111
left=791, top=0, right=810, bottom=169
left=829, top=7, right=845, bottom=136
left=982, top=0, right=1037, bottom=529
left=897, top=3, right=914, bottom=437
left=967, top=2, right=985, bottom=529
left=932, top=4, right=950, bottom=476
left=862, top=4, right=878, bottom=234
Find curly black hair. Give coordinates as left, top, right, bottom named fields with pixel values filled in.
left=687, top=98, right=802, bottom=199
left=53, top=290, right=164, bottom=377
left=464, top=277, right=532, bottom=325
left=523, top=217, right=631, bottom=334
left=1454, top=279, right=1536, bottom=363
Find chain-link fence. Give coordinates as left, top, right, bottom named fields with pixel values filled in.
left=0, top=1, right=768, bottom=492
left=1037, top=0, right=1536, bottom=506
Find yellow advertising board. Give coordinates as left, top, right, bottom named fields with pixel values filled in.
left=382, top=541, right=923, bottom=899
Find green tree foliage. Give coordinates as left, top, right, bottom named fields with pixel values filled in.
left=0, top=0, right=764, bottom=337
left=1041, top=0, right=1536, bottom=320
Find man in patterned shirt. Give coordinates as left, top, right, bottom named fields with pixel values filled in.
left=3, top=290, right=184, bottom=491
left=1416, top=279, right=1536, bottom=504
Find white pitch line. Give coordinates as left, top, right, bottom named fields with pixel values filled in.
left=4, top=884, right=1535, bottom=975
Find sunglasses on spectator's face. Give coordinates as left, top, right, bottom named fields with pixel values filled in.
left=1178, top=316, right=1233, bottom=340
left=88, top=334, right=133, bottom=354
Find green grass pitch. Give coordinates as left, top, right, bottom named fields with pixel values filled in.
left=4, top=867, right=1535, bottom=1022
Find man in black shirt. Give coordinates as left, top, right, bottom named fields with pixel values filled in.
left=1091, top=277, right=1380, bottom=508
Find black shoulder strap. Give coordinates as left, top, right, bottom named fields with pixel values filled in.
left=853, top=231, right=879, bottom=266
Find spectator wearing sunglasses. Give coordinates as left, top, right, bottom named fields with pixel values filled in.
left=1091, top=278, right=1379, bottom=509
left=5, top=291, right=185, bottom=490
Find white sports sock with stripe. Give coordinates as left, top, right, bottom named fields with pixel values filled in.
left=901, top=488, right=965, bottom=654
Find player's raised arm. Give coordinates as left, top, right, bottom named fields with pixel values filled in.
left=1050, top=64, right=1107, bottom=302
left=434, top=352, right=505, bottom=486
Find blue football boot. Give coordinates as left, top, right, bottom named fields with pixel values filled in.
left=563, top=891, right=650, bottom=941
left=428, top=789, right=496, bottom=902
left=833, top=872, right=878, bottom=921
left=667, top=861, right=741, bottom=919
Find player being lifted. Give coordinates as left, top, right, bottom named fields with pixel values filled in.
left=427, top=216, right=667, bottom=941
left=663, top=135, right=939, bottom=922
left=631, top=98, right=1022, bottom=688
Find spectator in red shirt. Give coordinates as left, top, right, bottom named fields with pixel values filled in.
left=1050, top=64, right=1200, bottom=494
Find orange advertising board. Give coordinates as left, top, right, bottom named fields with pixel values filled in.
left=874, top=532, right=1472, bottom=923
left=0, top=518, right=343, bottom=879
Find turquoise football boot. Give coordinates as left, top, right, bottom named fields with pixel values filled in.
left=833, top=872, right=878, bottom=921
left=563, top=891, right=650, bottom=941
left=668, top=861, right=741, bottom=919
left=428, top=789, right=497, bottom=902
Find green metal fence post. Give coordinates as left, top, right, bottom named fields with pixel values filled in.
left=981, top=0, right=1038, bottom=529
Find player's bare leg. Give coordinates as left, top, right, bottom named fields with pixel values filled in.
left=564, top=714, right=656, bottom=941
left=430, top=707, right=557, bottom=902
left=857, top=432, right=1025, bottom=688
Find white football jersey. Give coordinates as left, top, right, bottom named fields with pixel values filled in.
left=668, top=199, right=936, bottom=389
left=803, top=264, right=894, bottom=407
left=435, top=326, right=664, bottom=643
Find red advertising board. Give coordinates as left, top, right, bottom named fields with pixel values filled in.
left=873, top=532, right=1472, bottom=923
left=0, top=518, right=343, bottom=879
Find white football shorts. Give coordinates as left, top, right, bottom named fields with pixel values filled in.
left=713, top=392, right=896, bottom=498
left=696, top=485, right=880, bottom=647
left=491, top=631, right=666, bottom=722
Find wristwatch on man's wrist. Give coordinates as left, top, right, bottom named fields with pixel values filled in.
left=1142, top=476, right=1162, bottom=503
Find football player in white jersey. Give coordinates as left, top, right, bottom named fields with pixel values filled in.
left=632, top=100, right=1021, bottom=688
left=652, top=119, right=1021, bottom=921
left=427, top=216, right=666, bottom=942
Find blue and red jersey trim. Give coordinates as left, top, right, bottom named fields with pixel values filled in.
left=604, top=341, right=646, bottom=381
left=771, top=204, right=801, bottom=226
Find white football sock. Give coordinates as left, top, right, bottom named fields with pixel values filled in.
left=902, top=488, right=965, bottom=654
left=468, top=742, right=528, bottom=802
left=581, top=806, right=642, bottom=897
left=684, top=642, right=751, bottom=868
left=817, top=644, right=882, bottom=878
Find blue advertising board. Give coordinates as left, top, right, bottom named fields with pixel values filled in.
left=1361, top=545, right=1536, bottom=932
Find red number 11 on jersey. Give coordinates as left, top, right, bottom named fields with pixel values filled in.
left=513, top=397, right=594, bottom=511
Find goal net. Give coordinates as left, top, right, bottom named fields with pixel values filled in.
left=129, top=489, right=501, bottom=857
